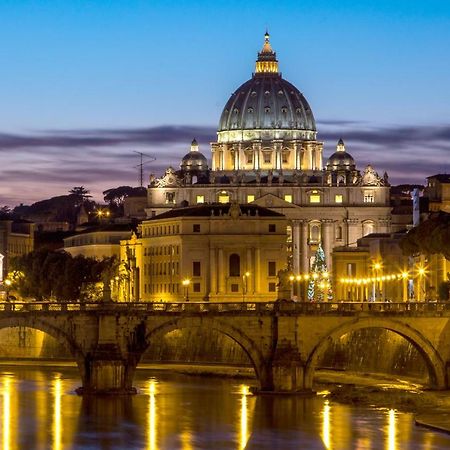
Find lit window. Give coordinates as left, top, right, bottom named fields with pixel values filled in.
left=196, top=195, right=205, bottom=204
left=284, top=194, right=293, bottom=203
left=218, top=191, right=230, bottom=203
left=309, top=194, right=321, bottom=203
left=335, top=194, right=343, bottom=203
left=364, top=192, right=374, bottom=203
left=263, top=152, right=271, bottom=164
left=246, top=152, right=253, bottom=164
left=282, top=151, right=289, bottom=163
left=247, top=194, right=255, bottom=203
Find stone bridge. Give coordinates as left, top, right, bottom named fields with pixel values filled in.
left=2, top=301, right=450, bottom=395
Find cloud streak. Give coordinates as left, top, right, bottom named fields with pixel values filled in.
left=0, top=123, right=448, bottom=206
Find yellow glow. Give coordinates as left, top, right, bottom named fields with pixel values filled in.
left=401, top=272, right=409, bottom=279
left=334, top=194, right=343, bottom=203
left=2, top=375, right=11, bottom=450
left=182, top=279, right=191, bottom=287
left=246, top=195, right=255, bottom=203
left=255, top=60, right=278, bottom=73
left=284, top=194, right=293, bottom=203
left=53, top=376, right=62, bottom=450
left=387, top=409, right=397, bottom=450
left=323, top=271, right=329, bottom=279
left=321, top=399, right=331, bottom=450
left=218, top=193, right=230, bottom=204
left=418, top=267, right=426, bottom=276
left=244, top=272, right=250, bottom=278
left=196, top=195, right=205, bottom=204
left=374, top=263, right=382, bottom=270
left=4, top=279, right=11, bottom=287
left=296, top=275, right=301, bottom=281
left=289, top=275, right=295, bottom=281
left=309, top=194, right=321, bottom=204
left=147, top=379, right=157, bottom=450
left=239, top=385, right=250, bottom=450
left=180, top=430, right=193, bottom=450
left=304, top=274, right=310, bottom=280
left=312, top=273, right=319, bottom=280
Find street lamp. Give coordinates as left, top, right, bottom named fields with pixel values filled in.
left=296, top=275, right=301, bottom=301
left=417, top=265, right=427, bottom=301
left=242, top=272, right=250, bottom=302
left=289, top=275, right=295, bottom=300
left=182, top=278, right=191, bottom=302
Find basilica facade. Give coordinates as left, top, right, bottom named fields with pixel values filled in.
left=144, top=33, right=392, bottom=277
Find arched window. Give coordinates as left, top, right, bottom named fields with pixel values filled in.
left=336, top=225, right=343, bottom=240
left=229, top=253, right=240, bottom=277
left=309, top=223, right=321, bottom=243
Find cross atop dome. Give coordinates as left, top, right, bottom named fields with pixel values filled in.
left=255, top=31, right=279, bottom=74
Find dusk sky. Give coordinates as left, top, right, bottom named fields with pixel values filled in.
left=1, top=0, right=449, bottom=206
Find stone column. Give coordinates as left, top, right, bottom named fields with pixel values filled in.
left=300, top=220, right=309, bottom=274
left=321, top=219, right=334, bottom=271
left=209, top=247, right=216, bottom=296
left=246, top=248, right=253, bottom=293
left=253, top=141, right=261, bottom=170
left=273, top=141, right=282, bottom=170
left=345, top=218, right=359, bottom=247
left=255, top=248, right=261, bottom=294
left=218, top=248, right=225, bottom=294
left=292, top=220, right=301, bottom=274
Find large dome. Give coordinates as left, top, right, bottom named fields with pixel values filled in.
left=218, top=33, right=316, bottom=137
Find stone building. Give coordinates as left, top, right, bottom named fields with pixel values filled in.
left=0, top=220, right=34, bottom=280
left=145, top=33, right=392, bottom=276
left=119, top=203, right=288, bottom=302
left=425, top=174, right=450, bottom=213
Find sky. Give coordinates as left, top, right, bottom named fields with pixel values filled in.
left=1, top=0, right=449, bottom=206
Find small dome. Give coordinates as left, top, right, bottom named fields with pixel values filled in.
left=326, top=139, right=356, bottom=170
left=180, top=139, right=209, bottom=172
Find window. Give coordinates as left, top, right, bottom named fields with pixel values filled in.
left=347, top=263, right=356, bottom=276
left=193, top=282, right=201, bottom=293
left=165, top=192, right=175, bottom=204
left=309, top=224, right=321, bottom=243
left=196, top=195, right=205, bottom=204
left=263, top=152, right=271, bottom=164
left=282, top=151, right=289, bottom=163
left=336, top=225, right=343, bottom=240
left=193, top=261, right=201, bottom=277
left=364, top=192, right=374, bottom=203
left=231, top=284, right=239, bottom=292
left=335, top=194, right=343, bottom=203
left=309, top=194, right=321, bottom=203
left=229, top=253, right=240, bottom=277
left=268, top=282, right=276, bottom=292
left=246, top=152, right=253, bottom=164
left=363, top=221, right=375, bottom=236
left=269, top=224, right=276, bottom=232
left=247, top=194, right=255, bottom=203
left=268, top=261, right=276, bottom=277
left=284, top=194, right=292, bottom=203
left=218, top=191, right=230, bottom=203
left=193, top=224, right=201, bottom=232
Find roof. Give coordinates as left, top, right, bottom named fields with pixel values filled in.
left=427, top=174, right=450, bottom=183
left=147, top=203, right=285, bottom=220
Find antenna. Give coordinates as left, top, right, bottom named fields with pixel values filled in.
left=133, top=151, right=156, bottom=187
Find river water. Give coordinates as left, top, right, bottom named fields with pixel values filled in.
left=1, top=366, right=450, bottom=449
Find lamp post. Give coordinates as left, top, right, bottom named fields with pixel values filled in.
left=417, top=265, right=426, bottom=301
left=372, top=262, right=382, bottom=301
left=296, top=275, right=301, bottom=301
left=242, top=272, right=250, bottom=302
left=182, top=278, right=191, bottom=302
left=289, top=275, right=295, bottom=300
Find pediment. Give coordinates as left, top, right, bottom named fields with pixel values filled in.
left=252, top=193, right=298, bottom=209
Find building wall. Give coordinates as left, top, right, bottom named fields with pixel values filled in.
left=120, top=212, right=288, bottom=302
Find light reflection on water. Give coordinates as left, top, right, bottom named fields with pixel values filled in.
left=0, top=367, right=450, bottom=449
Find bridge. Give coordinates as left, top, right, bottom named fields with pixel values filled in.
left=2, top=300, right=450, bottom=395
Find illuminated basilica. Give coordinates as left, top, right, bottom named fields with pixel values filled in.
left=144, top=33, right=391, bottom=279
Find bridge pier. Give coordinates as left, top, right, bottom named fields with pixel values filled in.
left=78, top=344, right=136, bottom=395
left=268, top=344, right=313, bottom=395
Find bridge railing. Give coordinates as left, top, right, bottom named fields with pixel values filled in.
left=1, top=300, right=450, bottom=315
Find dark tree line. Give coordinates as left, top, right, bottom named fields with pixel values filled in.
left=400, top=212, right=450, bottom=260
left=11, top=249, right=117, bottom=301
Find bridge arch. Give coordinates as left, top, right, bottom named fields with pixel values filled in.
left=0, top=316, right=85, bottom=379
left=305, top=317, right=447, bottom=390
left=143, top=316, right=271, bottom=390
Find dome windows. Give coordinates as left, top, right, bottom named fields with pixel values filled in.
left=278, top=90, right=284, bottom=96
left=233, top=108, right=239, bottom=114
left=247, top=107, right=254, bottom=114
left=251, top=91, right=257, bottom=97
left=264, top=106, right=271, bottom=113
left=264, top=90, right=270, bottom=96
left=295, top=108, right=302, bottom=114
left=281, top=106, right=288, bottom=114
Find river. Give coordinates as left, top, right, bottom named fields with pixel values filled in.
left=1, top=365, right=450, bottom=449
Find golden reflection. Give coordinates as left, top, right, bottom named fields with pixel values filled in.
left=387, top=409, right=397, bottom=450
left=147, top=379, right=157, bottom=450
left=180, top=430, right=193, bottom=450
left=2, top=375, right=12, bottom=450
left=52, top=375, right=62, bottom=450
left=321, top=399, right=331, bottom=450
left=239, top=384, right=250, bottom=450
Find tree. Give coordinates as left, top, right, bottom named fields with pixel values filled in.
left=11, top=249, right=117, bottom=301
left=400, top=212, right=450, bottom=260
left=307, top=243, right=333, bottom=302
